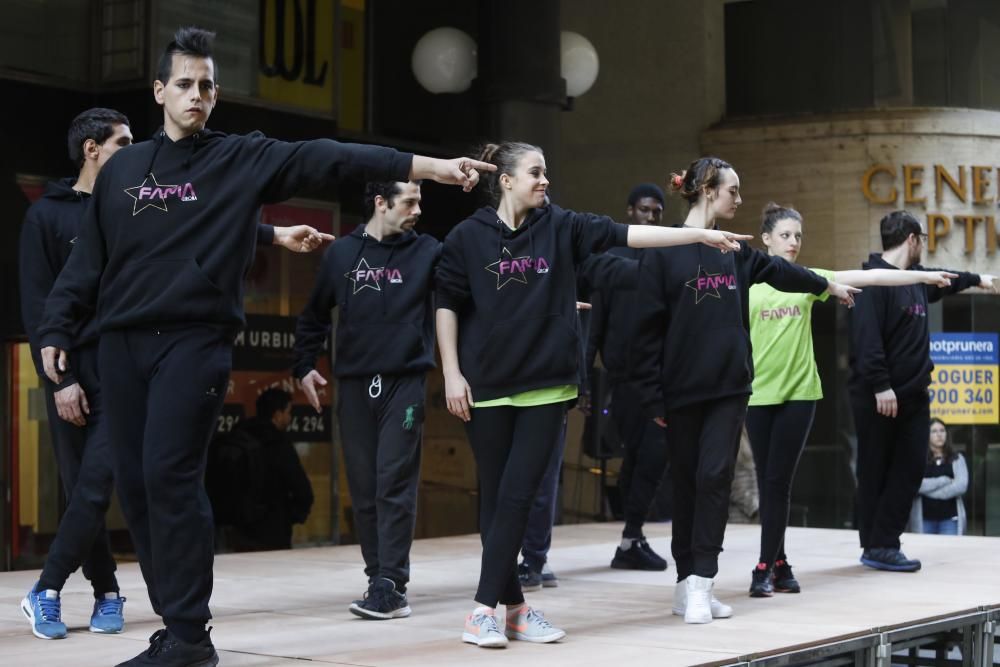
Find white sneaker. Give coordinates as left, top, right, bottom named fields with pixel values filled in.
left=462, top=609, right=508, bottom=648
left=672, top=576, right=733, bottom=620
left=683, top=575, right=712, bottom=623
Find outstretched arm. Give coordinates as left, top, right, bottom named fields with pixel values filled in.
left=627, top=225, right=749, bottom=252
left=834, top=269, right=957, bottom=289
left=410, top=156, right=496, bottom=192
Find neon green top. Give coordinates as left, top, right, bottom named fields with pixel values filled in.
left=473, top=384, right=578, bottom=408
left=748, top=268, right=834, bottom=406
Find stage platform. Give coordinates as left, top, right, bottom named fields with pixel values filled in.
left=0, top=523, right=996, bottom=666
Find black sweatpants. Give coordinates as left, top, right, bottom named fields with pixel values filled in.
left=613, top=382, right=669, bottom=537
left=850, top=392, right=929, bottom=550
left=465, top=402, right=567, bottom=607
left=38, top=343, right=119, bottom=596
left=338, top=373, right=424, bottom=589
left=667, top=394, right=748, bottom=581
left=99, top=327, right=231, bottom=640
left=745, top=401, right=816, bottom=565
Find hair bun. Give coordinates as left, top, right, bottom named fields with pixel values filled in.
left=668, top=171, right=686, bottom=192
left=476, top=143, right=501, bottom=164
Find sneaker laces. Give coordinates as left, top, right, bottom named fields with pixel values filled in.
left=525, top=608, right=554, bottom=629
left=36, top=594, right=61, bottom=622
left=95, top=595, right=124, bottom=617
left=475, top=613, right=501, bottom=634
left=145, top=629, right=169, bottom=657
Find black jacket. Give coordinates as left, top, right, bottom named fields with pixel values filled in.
left=38, top=128, right=412, bottom=349
left=18, top=178, right=96, bottom=388
left=848, top=253, right=980, bottom=399
left=293, top=226, right=439, bottom=379
left=579, top=246, right=641, bottom=382
left=632, top=238, right=829, bottom=416
left=435, top=204, right=629, bottom=401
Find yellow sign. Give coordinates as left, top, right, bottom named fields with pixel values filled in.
left=258, top=0, right=336, bottom=114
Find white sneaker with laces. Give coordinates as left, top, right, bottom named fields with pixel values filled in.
left=462, top=609, right=508, bottom=648
left=505, top=605, right=565, bottom=643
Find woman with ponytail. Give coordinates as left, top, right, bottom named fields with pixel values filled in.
left=745, top=203, right=955, bottom=597
left=435, top=142, right=748, bottom=648
left=630, top=157, right=866, bottom=625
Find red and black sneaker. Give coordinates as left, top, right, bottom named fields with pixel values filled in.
left=749, top=562, right=774, bottom=598
left=773, top=559, right=801, bottom=593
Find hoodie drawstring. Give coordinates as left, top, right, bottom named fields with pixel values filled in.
left=144, top=132, right=165, bottom=178
left=184, top=132, right=200, bottom=169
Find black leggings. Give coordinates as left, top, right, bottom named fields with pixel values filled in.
left=745, top=401, right=816, bottom=565
left=465, top=402, right=567, bottom=607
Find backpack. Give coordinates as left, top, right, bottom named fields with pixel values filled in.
left=206, top=426, right=269, bottom=529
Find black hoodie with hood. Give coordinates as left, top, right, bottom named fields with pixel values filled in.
left=293, top=225, right=440, bottom=379
left=848, top=253, right=981, bottom=400
left=37, top=128, right=413, bottom=350
left=19, top=178, right=96, bottom=388
left=435, top=204, right=629, bottom=402
left=631, top=237, right=829, bottom=418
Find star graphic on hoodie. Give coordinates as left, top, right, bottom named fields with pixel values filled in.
left=685, top=265, right=724, bottom=304
left=485, top=247, right=531, bottom=290
left=124, top=174, right=177, bottom=216
left=345, top=258, right=384, bottom=294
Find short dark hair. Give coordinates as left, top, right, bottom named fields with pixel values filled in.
left=256, top=388, right=292, bottom=420
left=67, top=108, right=130, bottom=169
left=627, top=183, right=665, bottom=207
left=363, top=181, right=421, bottom=221
left=157, top=26, right=217, bottom=84
left=879, top=210, right=922, bottom=250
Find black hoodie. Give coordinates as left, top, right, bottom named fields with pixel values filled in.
left=632, top=238, right=829, bottom=417
left=849, top=253, right=981, bottom=400
left=579, top=246, right=641, bottom=382
left=293, top=225, right=440, bottom=379
left=37, top=129, right=412, bottom=350
left=18, top=178, right=95, bottom=388
left=435, top=204, right=629, bottom=402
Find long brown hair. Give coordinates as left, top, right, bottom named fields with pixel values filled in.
left=927, top=417, right=956, bottom=463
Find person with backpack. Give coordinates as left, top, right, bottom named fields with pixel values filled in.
left=209, top=388, right=313, bottom=551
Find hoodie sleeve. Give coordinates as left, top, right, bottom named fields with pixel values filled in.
left=18, top=209, right=60, bottom=378
left=249, top=136, right=414, bottom=205
left=741, top=243, right=829, bottom=294
left=292, top=247, right=339, bottom=379
left=567, top=210, right=630, bottom=263
left=37, top=188, right=106, bottom=355
left=631, top=249, right=670, bottom=419
left=920, top=266, right=981, bottom=303
left=434, top=227, right=471, bottom=312
left=849, top=283, right=892, bottom=393
left=256, top=223, right=275, bottom=246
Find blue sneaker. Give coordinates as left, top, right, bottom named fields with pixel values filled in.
left=860, top=548, right=921, bottom=572
left=21, top=585, right=67, bottom=639
left=90, top=592, right=126, bottom=633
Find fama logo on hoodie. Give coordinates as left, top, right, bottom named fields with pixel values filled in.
left=485, top=247, right=551, bottom=290
left=124, top=173, right=198, bottom=216
left=345, top=257, right=403, bottom=294
left=685, top=265, right=737, bottom=304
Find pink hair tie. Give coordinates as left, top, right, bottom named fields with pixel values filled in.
left=671, top=173, right=684, bottom=189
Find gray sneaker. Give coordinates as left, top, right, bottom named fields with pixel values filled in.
left=505, top=606, right=566, bottom=643
left=540, top=563, right=559, bottom=588
left=463, top=611, right=508, bottom=648
left=517, top=562, right=542, bottom=592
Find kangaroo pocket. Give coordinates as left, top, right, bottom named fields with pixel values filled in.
left=665, top=324, right=751, bottom=400
left=337, top=320, right=425, bottom=373
left=475, top=314, right=578, bottom=388
left=100, top=258, right=229, bottom=326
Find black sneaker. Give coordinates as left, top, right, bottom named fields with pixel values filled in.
left=773, top=559, right=801, bottom=593
left=860, top=548, right=921, bottom=572
left=749, top=563, right=774, bottom=597
left=349, top=577, right=411, bottom=619
left=517, top=562, right=543, bottom=592
left=611, top=538, right=668, bottom=571
left=115, top=628, right=218, bottom=667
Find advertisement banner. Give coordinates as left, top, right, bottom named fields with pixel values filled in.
left=929, top=333, right=999, bottom=425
